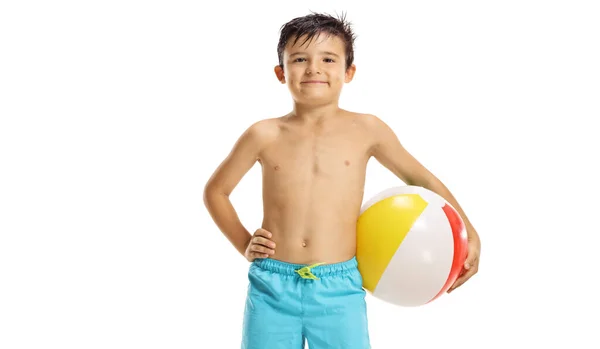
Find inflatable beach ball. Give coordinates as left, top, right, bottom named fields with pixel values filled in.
left=356, top=186, right=468, bottom=307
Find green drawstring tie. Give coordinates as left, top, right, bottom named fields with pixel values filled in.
left=295, top=263, right=325, bottom=280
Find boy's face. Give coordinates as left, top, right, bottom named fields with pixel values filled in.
left=275, top=33, right=356, bottom=106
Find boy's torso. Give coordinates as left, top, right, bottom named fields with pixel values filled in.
left=257, top=110, right=377, bottom=264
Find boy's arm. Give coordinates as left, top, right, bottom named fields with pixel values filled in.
left=203, top=121, right=274, bottom=257
left=368, top=115, right=480, bottom=291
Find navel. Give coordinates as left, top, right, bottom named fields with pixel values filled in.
left=344, top=160, right=350, bottom=166
left=312, top=162, right=319, bottom=174
left=274, top=165, right=280, bottom=171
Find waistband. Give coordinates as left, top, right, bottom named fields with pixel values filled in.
left=253, top=256, right=358, bottom=277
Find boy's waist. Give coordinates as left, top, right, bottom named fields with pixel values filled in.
left=252, top=256, right=358, bottom=278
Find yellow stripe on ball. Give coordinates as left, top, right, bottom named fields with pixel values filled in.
left=356, top=194, right=428, bottom=292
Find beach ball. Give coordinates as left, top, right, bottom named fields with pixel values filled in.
left=356, top=186, right=468, bottom=307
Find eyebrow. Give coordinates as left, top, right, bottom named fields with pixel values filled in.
left=290, top=51, right=341, bottom=58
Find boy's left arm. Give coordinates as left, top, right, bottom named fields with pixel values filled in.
left=367, top=115, right=480, bottom=293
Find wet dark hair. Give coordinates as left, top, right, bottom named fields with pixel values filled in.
left=277, top=12, right=356, bottom=70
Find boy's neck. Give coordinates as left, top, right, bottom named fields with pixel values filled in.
left=290, top=101, right=341, bottom=124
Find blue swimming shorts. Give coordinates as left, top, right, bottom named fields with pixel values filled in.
left=241, top=256, right=371, bottom=349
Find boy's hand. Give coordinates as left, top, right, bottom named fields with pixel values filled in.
left=244, top=229, right=276, bottom=262
left=447, top=237, right=480, bottom=293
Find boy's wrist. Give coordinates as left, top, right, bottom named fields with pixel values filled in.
left=239, top=234, right=252, bottom=256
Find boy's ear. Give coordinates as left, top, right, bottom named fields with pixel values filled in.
left=345, top=64, right=357, bottom=83
left=274, top=65, right=286, bottom=84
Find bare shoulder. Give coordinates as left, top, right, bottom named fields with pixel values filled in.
left=341, top=111, right=387, bottom=128
left=342, top=111, right=394, bottom=142
left=243, top=117, right=281, bottom=145
left=204, top=117, right=282, bottom=194
left=231, top=117, right=282, bottom=159
left=360, top=113, right=389, bottom=130
left=217, top=116, right=283, bottom=164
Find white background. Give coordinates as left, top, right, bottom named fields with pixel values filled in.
left=1, top=0, right=599, bottom=348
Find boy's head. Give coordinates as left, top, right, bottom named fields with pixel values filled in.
left=274, top=12, right=357, bottom=105
left=277, top=12, right=356, bottom=71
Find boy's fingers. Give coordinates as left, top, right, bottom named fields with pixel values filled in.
left=255, top=229, right=272, bottom=238
left=465, top=255, right=479, bottom=269
left=447, top=278, right=464, bottom=293
left=251, top=244, right=275, bottom=255
left=248, top=229, right=276, bottom=258
left=252, top=252, right=269, bottom=259
left=253, top=236, right=276, bottom=248
left=448, top=267, right=477, bottom=292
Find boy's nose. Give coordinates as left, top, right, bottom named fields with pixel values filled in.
left=306, top=62, right=321, bottom=75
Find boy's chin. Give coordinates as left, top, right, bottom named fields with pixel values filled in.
left=292, top=93, right=338, bottom=105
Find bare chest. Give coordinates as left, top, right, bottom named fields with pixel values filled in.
left=259, top=127, right=371, bottom=180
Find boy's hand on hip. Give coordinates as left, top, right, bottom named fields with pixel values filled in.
left=244, top=228, right=276, bottom=262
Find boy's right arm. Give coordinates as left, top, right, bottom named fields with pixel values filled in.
left=203, top=121, right=275, bottom=258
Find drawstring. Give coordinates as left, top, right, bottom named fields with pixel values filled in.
left=295, top=263, right=325, bottom=280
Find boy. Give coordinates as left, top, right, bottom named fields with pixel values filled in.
left=203, top=12, right=481, bottom=349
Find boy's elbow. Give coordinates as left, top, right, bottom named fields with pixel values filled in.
left=202, top=185, right=211, bottom=208
left=203, top=180, right=215, bottom=199
left=203, top=181, right=228, bottom=207
left=203, top=181, right=216, bottom=208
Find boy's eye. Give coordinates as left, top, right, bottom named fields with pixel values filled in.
left=292, top=57, right=335, bottom=63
